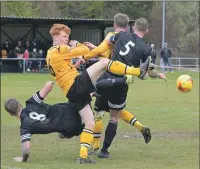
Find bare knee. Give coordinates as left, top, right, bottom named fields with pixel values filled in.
left=79, top=104, right=95, bottom=129
left=110, top=109, right=122, bottom=122
left=99, top=58, right=109, bottom=68
left=84, top=119, right=95, bottom=129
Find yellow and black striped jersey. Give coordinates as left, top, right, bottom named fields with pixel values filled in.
left=46, top=44, right=90, bottom=95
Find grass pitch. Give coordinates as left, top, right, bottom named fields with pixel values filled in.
left=1, top=71, right=199, bottom=169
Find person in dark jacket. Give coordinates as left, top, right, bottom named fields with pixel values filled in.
left=160, top=43, right=173, bottom=73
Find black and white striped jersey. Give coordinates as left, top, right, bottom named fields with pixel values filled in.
left=20, top=92, right=82, bottom=143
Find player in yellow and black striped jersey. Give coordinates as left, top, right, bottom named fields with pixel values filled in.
left=46, top=24, right=151, bottom=163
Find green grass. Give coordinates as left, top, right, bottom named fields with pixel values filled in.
left=1, top=71, right=199, bottom=169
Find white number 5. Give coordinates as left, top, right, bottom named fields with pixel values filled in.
left=119, top=41, right=135, bottom=56
left=29, top=112, right=46, bottom=121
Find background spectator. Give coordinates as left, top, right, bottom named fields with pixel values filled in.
left=160, top=43, right=174, bottom=73
left=1, top=38, right=49, bottom=72
left=2, top=40, right=12, bottom=57
left=150, top=43, right=156, bottom=64
left=31, top=48, right=38, bottom=71
left=24, top=39, right=33, bottom=53
left=37, top=49, right=45, bottom=71
left=32, top=39, right=39, bottom=51
left=23, top=49, right=32, bottom=71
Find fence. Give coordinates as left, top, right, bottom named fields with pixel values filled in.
left=170, top=57, right=199, bottom=69
left=0, top=58, right=46, bottom=74
left=0, top=57, right=89, bottom=73
left=0, top=57, right=199, bottom=74
left=156, top=57, right=199, bottom=71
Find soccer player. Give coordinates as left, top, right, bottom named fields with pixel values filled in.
left=98, top=18, right=167, bottom=158
left=46, top=24, right=151, bottom=163
left=82, top=14, right=166, bottom=156
left=4, top=76, right=134, bottom=163
left=4, top=81, right=84, bottom=163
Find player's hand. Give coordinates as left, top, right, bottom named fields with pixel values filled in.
left=69, top=40, right=79, bottom=47
left=159, top=73, right=167, bottom=81
left=107, top=34, right=119, bottom=44
left=74, top=57, right=85, bottom=68
left=13, top=157, right=23, bottom=162
left=125, top=75, right=135, bottom=85
left=106, top=37, right=113, bottom=45
left=46, top=81, right=54, bottom=85
left=83, top=42, right=97, bottom=50
left=45, top=81, right=54, bottom=87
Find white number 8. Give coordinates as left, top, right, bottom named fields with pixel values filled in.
left=119, top=41, right=135, bottom=56
left=29, top=112, right=46, bottom=121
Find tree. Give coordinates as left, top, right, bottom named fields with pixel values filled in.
left=148, top=1, right=199, bottom=54
left=166, top=1, right=199, bottom=53
left=83, top=1, right=105, bottom=18
left=1, top=1, right=39, bottom=17
left=36, top=2, right=61, bottom=17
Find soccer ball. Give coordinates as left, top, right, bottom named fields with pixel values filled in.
left=176, top=75, right=193, bottom=93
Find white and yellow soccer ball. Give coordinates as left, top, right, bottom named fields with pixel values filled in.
left=176, top=75, right=193, bottom=93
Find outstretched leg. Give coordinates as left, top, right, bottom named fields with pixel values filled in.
left=86, top=57, right=151, bottom=85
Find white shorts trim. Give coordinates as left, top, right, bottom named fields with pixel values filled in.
left=108, top=101, right=126, bottom=109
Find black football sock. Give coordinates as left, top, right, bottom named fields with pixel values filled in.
left=101, top=120, right=118, bottom=152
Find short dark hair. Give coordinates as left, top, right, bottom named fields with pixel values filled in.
left=114, top=13, right=129, bottom=28
left=134, top=18, right=149, bottom=32
left=4, top=98, right=20, bottom=116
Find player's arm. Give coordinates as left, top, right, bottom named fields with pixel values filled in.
left=83, top=32, right=115, bottom=60
left=147, top=64, right=167, bottom=80
left=139, top=44, right=167, bottom=80
left=14, top=128, right=31, bottom=162
left=83, top=41, right=110, bottom=60
left=60, top=44, right=90, bottom=59
left=39, top=81, right=54, bottom=99
left=26, top=81, right=54, bottom=105
left=83, top=42, right=97, bottom=50
left=13, top=141, right=31, bottom=162
left=21, top=141, right=30, bottom=162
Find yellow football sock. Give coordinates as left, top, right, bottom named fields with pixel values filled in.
left=93, top=120, right=103, bottom=150
left=80, top=128, right=94, bottom=158
left=107, top=60, right=140, bottom=76
left=120, top=110, right=143, bottom=131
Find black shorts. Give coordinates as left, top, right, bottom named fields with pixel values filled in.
left=61, top=123, right=84, bottom=139
left=95, top=72, right=128, bottom=111
left=94, top=94, right=110, bottom=112
left=66, top=71, right=94, bottom=111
